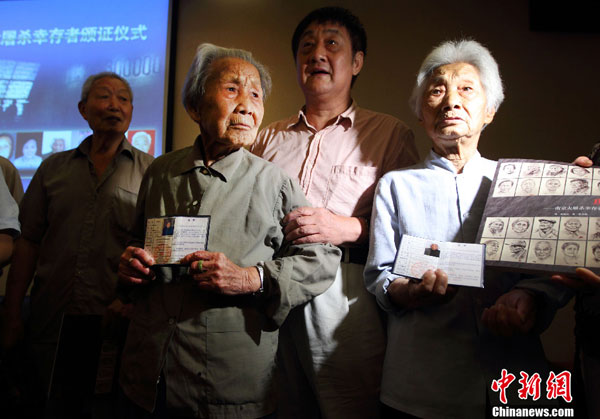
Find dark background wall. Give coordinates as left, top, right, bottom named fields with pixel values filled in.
left=172, top=0, right=600, bottom=164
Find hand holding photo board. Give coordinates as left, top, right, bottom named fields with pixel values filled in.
left=477, top=158, right=600, bottom=274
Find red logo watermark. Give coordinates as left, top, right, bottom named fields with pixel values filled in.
left=491, top=369, right=571, bottom=404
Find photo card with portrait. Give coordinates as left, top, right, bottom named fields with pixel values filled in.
left=500, top=239, right=529, bottom=263
left=559, top=216, right=588, bottom=240
left=586, top=241, right=600, bottom=268
left=527, top=239, right=557, bottom=265
left=555, top=240, right=586, bottom=267
left=481, top=217, right=509, bottom=238
left=492, top=179, right=516, bottom=198
left=543, top=163, right=567, bottom=178
left=519, top=162, right=543, bottom=178
left=568, top=166, right=592, bottom=179
left=539, top=177, right=565, bottom=196
left=498, top=162, right=521, bottom=178
left=505, top=217, right=534, bottom=239
left=480, top=238, right=503, bottom=261
left=515, top=178, right=540, bottom=196
left=565, top=177, right=591, bottom=195
left=531, top=216, right=559, bottom=240
left=588, top=217, right=600, bottom=240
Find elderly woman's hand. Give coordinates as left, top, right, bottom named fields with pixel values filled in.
left=118, top=246, right=156, bottom=285
left=551, top=267, right=600, bottom=290
left=387, top=269, right=457, bottom=309
left=482, top=289, right=537, bottom=337
left=180, top=251, right=261, bottom=295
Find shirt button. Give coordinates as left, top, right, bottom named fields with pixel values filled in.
left=168, top=317, right=175, bottom=325
left=200, top=167, right=209, bottom=175
left=192, top=200, right=199, bottom=206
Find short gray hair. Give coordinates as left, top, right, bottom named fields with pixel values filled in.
left=182, top=43, right=272, bottom=112
left=409, top=39, right=504, bottom=119
left=80, top=72, right=133, bottom=103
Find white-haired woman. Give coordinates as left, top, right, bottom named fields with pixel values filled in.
left=365, top=40, right=569, bottom=418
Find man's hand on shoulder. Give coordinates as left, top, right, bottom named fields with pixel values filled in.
left=282, top=206, right=366, bottom=246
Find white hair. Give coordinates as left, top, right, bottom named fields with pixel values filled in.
left=409, top=39, right=504, bottom=119
left=80, top=71, right=133, bottom=103
left=182, top=43, right=272, bottom=112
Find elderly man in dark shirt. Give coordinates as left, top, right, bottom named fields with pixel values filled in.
left=117, top=43, right=340, bottom=418
left=1, top=72, right=154, bottom=402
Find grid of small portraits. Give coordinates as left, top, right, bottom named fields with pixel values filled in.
left=492, top=162, right=599, bottom=198
left=0, top=129, right=157, bottom=172
left=480, top=216, right=600, bottom=268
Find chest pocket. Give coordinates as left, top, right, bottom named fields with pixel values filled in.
left=324, top=165, right=378, bottom=216
left=111, top=186, right=138, bottom=234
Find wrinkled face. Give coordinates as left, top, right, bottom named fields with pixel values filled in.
left=189, top=57, right=264, bottom=150
left=52, top=138, right=65, bottom=152
left=498, top=180, right=513, bottom=192
left=521, top=180, right=535, bottom=192
left=548, top=165, right=563, bottom=176
left=571, top=179, right=588, bottom=190
left=485, top=241, right=499, bottom=255
left=564, top=244, right=579, bottom=257
left=539, top=220, right=554, bottom=231
left=503, top=164, right=515, bottom=174
left=572, top=167, right=589, bottom=176
left=512, top=219, right=529, bottom=233
left=511, top=243, right=525, bottom=253
left=565, top=219, right=581, bottom=232
left=296, top=22, right=363, bottom=100
left=546, top=179, right=561, bottom=191
left=535, top=242, right=552, bottom=259
left=23, top=139, right=37, bottom=157
left=594, top=247, right=600, bottom=259
left=489, top=220, right=504, bottom=232
left=421, top=62, right=495, bottom=151
left=0, top=136, right=12, bottom=158
left=78, top=76, right=133, bottom=136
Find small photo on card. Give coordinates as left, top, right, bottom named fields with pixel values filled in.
left=539, top=177, right=565, bottom=195
left=519, top=162, right=543, bottom=178
left=498, top=162, right=521, bottom=178
left=492, top=179, right=516, bottom=197
left=586, top=241, right=600, bottom=268
left=481, top=238, right=503, bottom=261
left=500, top=239, right=529, bottom=263
left=543, top=163, right=567, bottom=178
left=482, top=217, right=509, bottom=238
left=515, top=178, right=540, bottom=196
left=564, top=178, right=591, bottom=195
left=559, top=217, right=588, bottom=240
left=555, top=240, right=585, bottom=267
left=506, top=217, right=533, bottom=239
left=527, top=240, right=556, bottom=265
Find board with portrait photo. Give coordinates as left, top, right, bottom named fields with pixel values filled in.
left=477, top=158, right=600, bottom=275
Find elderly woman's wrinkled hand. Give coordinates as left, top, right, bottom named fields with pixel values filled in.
left=482, top=289, right=537, bottom=337
left=180, top=250, right=261, bottom=295
left=551, top=267, right=600, bottom=290
left=388, top=269, right=457, bottom=309
left=118, top=246, right=156, bottom=285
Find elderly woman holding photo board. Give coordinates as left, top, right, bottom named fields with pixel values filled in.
left=364, top=40, right=570, bottom=418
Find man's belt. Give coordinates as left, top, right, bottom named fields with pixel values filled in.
left=340, top=246, right=369, bottom=265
